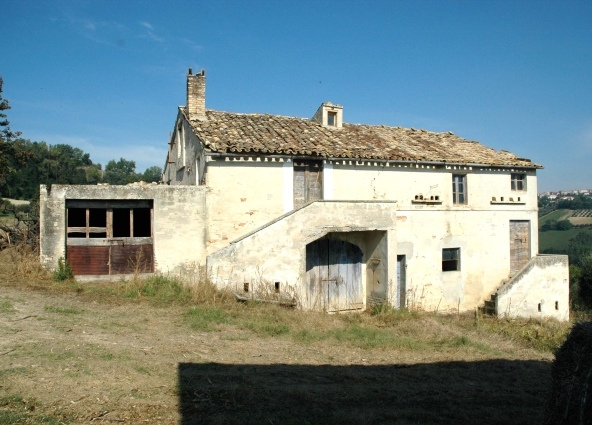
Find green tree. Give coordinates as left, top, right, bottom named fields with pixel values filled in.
left=556, top=220, right=573, bottom=231
left=1, top=140, right=102, bottom=200
left=566, top=231, right=592, bottom=268
left=103, top=158, right=140, bottom=185
left=541, top=220, right=557, bottom=232
left=577, top=258, right=592, bottom=309
left=570, top=264, right=582, bottom=309
left=141, top=166, right=162, bottom=183
left=0, top=76, right=25, bottom=186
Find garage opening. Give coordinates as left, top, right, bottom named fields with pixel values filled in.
left=65, top=200, right=154, bottom=276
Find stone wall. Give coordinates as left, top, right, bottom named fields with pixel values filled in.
left=40, top=184, right=207, bottom=275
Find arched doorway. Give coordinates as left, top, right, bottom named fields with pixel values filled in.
left=306, top=238, right=363, bottom=312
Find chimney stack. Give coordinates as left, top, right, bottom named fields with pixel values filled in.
left=187, top=68, right=206, bottom=121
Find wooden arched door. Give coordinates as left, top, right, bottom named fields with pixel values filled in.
left=306, top=239, right=363, bottom=312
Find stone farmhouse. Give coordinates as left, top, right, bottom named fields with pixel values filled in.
left=40, top=69, right=569, bottom=319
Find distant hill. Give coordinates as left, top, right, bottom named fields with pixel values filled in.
left=539, top=209, right=592, bottom=253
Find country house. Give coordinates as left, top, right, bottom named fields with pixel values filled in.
left=40, top=69, right=569, bottom=319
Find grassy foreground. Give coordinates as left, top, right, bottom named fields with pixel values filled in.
left=0, top=247, right=575, bottom=424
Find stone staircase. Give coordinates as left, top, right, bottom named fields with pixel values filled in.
left=478, top=293, right=497, bottom=316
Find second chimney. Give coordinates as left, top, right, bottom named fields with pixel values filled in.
left=187, top=68, right=206, bottom=121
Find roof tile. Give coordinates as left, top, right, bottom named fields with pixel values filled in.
left=182, top=108, right=540, bottom=168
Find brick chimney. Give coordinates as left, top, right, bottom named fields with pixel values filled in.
left=187, top=68, right=206, bottom=121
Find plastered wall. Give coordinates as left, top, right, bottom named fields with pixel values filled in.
left=330, top=162, right=537, bottom=209
left=496, top=255, right=569, bottom=320
left=207, top=201, right=397, bottom=311
left=205, top=159, right=286, bottom=254
left=394, top=209, right=538, bottom=313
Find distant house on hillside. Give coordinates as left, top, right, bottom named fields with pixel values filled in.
left=40, top=69, right=569, bottom=320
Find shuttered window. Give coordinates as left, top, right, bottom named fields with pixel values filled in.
left=293, top=160, right=323, bottom=209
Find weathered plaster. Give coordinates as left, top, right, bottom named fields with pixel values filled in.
left=40, top=184, right=207, bottom=275
left=496, top=255, right=569, bottom=320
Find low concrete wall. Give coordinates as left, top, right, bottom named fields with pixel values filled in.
left=496, top=255, right=569, bottom=321
left=40, top=184, right=207, bottom=275
left=207, top=201, right=397, bottom=310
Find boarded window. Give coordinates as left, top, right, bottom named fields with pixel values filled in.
left=294, top=160, right=323, bottom=209
left=510, top=220, right=530, bottom=274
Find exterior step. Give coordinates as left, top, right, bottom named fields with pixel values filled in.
left=478, top=294, right=497, bottom=316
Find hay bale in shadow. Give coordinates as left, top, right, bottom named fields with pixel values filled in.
left=545, top=322, right=592, bottom=425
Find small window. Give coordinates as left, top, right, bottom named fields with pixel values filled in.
left=442, top=248, right=460, bottom=271
left=452, top=174, right=467, bottom=204
left=511, top=173, right=526, bottom=191
left=327, top=111, right=337, bottom=126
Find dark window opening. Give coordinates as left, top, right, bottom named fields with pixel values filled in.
left=113, top=208, right=131, bottom=237
left=133, top=208, right=151, bottom=237
left=244, top=282, right=249, bottom=292
left=555, top=301, right=559, bottom=310
left=442, top=248, right=460, bottom=271
left=538, top=303, right=542, bottom=312
left=88, top=208, right=107, bottom=238
left=66, top=200, right=153, bottom=240
left=327, top=111, right=337, bottom=126
left=275, top=282, right=280, bottom=293
left=68, top=208, right=86, bottom=227
left=88, top=208, right=106, bottom=227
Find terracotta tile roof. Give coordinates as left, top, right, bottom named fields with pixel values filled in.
left=182, top=108, right=541, bottom=168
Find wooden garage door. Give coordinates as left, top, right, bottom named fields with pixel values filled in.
left=306, top=239, right=363, bottom=312
left=510, top=220, right=530, bottom=274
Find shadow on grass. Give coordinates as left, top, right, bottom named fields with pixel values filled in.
left=178, top=359, right=550, bottom=425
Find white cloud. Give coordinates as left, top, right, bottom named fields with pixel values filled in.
left=140, top=21, right=153, bottom=30
left=141, top=30, right=164, bottom=43
left=179, top=38, right=203, bottom=51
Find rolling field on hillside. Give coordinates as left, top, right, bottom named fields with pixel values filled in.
left=539, top=209, right=572, bottom=225
left=538, top=209, right=592, bottom=252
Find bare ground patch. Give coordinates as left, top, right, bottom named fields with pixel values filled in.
left=0, top=282, right=561, bottom=425
left=0, top=248, right=567, bottom=425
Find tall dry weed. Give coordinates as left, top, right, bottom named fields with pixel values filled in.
left=4, top=245, right=51, bottom=281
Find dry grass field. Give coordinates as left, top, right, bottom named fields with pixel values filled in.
left=0, top=247, right=572, bottom=424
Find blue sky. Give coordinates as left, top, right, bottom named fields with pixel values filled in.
left=3, top=0, right=591, bottom=192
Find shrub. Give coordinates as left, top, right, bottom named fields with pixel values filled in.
left=556, top=220, right=573, bottom=231
left=53, top=257, right=74, bottom=281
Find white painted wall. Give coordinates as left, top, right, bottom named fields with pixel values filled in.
left=496, top=255, right=569, bottom=320
left=394, top=209, right=538, bottom=312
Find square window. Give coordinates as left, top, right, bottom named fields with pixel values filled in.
left=442, top=248, right=460, bottom=271
left=327, top=111, right=337, bottom=126
left=511, top=173, right=526, bottom=191
left=452, top=175, right=467, bottom=204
